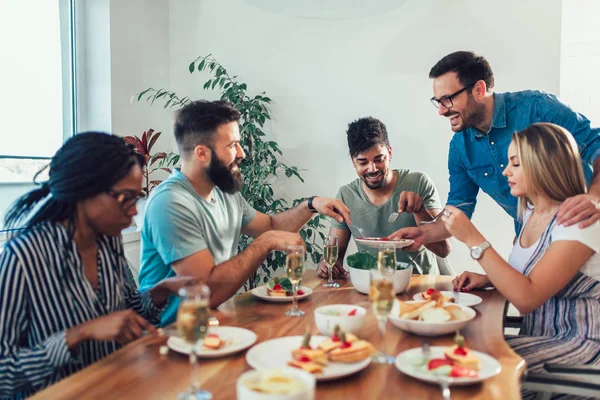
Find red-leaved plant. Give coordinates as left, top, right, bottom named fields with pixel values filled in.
left=123, top=129, right=167, bottom=195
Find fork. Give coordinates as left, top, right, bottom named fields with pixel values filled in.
left=422, top=341, right=451, bottom=400
left=348, top=223, right=366, bottom=238
left=417, top=202, right=474, bottom=225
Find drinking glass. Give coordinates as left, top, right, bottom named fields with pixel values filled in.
left=322, top=234, right=340, bottom=288
left=284, top=245, right=305, bottom=317
left=177, top=284, right=212, bottom=400
left=369, top=243, right=396, bottom=364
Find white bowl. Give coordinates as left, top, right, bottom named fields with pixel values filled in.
left=313, top=304, right=366, bottom=335
left=348, top=263, right=412, bottom=295
left=236, top=368, right=316, bottom=400
left=387, top=300, right=476, bottom=337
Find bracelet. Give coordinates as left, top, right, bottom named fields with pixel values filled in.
left=307, top=196, right=318, bottom=213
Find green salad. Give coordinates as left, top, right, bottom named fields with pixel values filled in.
left=346, top=252, right=410, bottom=270
left=267, top=276, right=294, bottom=292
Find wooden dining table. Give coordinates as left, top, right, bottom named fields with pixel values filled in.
left=31, top=270, right=526, bottom=400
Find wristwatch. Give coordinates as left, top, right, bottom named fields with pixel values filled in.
left=470, top=241, right=491, bottom=260
left=307, top=196, right=318, bottom=213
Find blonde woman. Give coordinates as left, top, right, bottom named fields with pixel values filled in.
left=441, top=123, right=600, bottom=391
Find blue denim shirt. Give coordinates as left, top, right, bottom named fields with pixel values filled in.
left=447, top=91, right=600, bottom=231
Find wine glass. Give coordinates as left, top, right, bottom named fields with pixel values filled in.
left=284, top=245, right=305, bottom=317
left=322, top=234, right=339, bottom=288
left=177, top=284, right=212, bottom=400
left=369, top=243, right=396, bottom=364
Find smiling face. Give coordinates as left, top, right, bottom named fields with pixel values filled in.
left=206, top=121, right=245, bottom=193
left=352, top=144, right=392, bottom=190
left=502, top=141, right=529, bottom=198
left=432, top=72, right=486, bottom=132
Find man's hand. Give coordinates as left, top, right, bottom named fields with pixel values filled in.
left=398, top=191, right=424, bottom=213
left=557, top=194, right=600, bottom=228
left=387, top=227, right=424, bottom=251
left=311, top=197, right=352, bottom=224
left=262, top=230, right=305, bottom=252
left=317, top=259, right=348, bottom=279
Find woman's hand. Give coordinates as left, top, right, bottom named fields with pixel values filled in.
left=452, top=271, right=491, bottom=292
left=440, top=206, right=485, bottom=246
left=150, top=276, right=205, bottom=306
left=68, top=310, right=155, bottom=350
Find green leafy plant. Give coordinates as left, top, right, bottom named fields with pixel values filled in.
left=136, top=54, right=326, bottom=290
left=123, top=129, right=167, bottom=195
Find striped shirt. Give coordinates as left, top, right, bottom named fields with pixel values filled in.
left=0, top=222, right=162, bottom=399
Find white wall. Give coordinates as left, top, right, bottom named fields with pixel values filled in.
left=160, top=0, right=562, bottom=272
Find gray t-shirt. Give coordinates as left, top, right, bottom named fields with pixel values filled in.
left=138, top=169, right=256, bottom=325
left=331, top=169, right=441, bottom=274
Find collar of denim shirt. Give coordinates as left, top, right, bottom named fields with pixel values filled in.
left=472, top=92, right=507, bottom=138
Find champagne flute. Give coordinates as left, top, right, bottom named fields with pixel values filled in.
left=322, top=234, right=339, bottom=288
left=369, top=243, right=396, bottom=364
left=177, top=284, right=212, bottom=400
left=284, top=245, right=305, bottom=317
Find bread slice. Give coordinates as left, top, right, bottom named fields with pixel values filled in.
left=318, top=333, right=358, bottom=353
left=399, top=301, right=436, bottom=320
left=266, top=288, right=288, bottom=297
left=445, top=305, right=469, bottom=321
left=419, top=307, right=451, bottom=323
left=444, top=345, right=480, bottom=371
left=292, top=348, right=328, bottom=366
left=287, top=359, right=323, bottom=373
left=328, top=340, right=375, bottom=363
left=203, top=336, right=224, bottom=350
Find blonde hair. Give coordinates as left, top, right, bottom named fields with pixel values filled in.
left=512, top=123, right=587, bottom=221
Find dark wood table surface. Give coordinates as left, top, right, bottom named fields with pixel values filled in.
left=31, top=271, right=525, bottom=399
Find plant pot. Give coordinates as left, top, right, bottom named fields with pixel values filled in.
left=133, top=198, right=148, bottom=229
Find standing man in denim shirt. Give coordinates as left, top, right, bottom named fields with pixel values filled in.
left=391, top=51, right=600, bottom=250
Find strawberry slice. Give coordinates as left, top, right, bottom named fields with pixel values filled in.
left=272, top=284, right=282, bottom=291
left=298, top=356, right=311, bottom=362
left=454, top=347, right=468, bottom=356
left=379, top=237, right=389, bottom=241
left=450, top=365, right=478, bottom=378
left=331, top=333, right=341, bottom=342
left=341, top=341, right=352, bottom=349
left=297, top=289, right=305, bottom=295
left=426, top=288, right=436, bottom=295
left=348, top=308, right=357, bottom=316
left=207, top=333, right=219, bottom=338
left=428, top=358, right=453, bottom=370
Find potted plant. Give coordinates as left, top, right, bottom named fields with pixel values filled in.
left=123, top=128, right=167, bottom=227
left=135, top=55, right=326, bottom=290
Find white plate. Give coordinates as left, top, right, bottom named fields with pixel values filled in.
left=246, top=335, right=371, bottom=382
left=388, top=300, right=476, bottom=337
left=251, top=286, right=313, bottom=303
left=167, top=326, right=257, bottom=358
left=413, top=291, right=482, bottom=307
left=395, top=346, right=501, bottom=386
left=354, top=238, right=414, bottom=249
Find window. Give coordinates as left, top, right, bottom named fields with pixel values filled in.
left=0, top=0, right=75, bottom=183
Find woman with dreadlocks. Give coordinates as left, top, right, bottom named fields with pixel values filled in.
left=0, top=132, right=200, bottom=399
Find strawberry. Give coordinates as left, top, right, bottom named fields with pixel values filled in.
left=454, top=347, right=468, bottom=356
left=331, top=333, right=341, bottom=342
left=298, top=356, right=311, bottom=362
left=272, top=284, right=283, bottom=291
left=341, top=341, right=352, bottom=349
left=348, top=308, right=357, bottom=316
left=379, top=237, right=389, bottom=241
left=426, top=288, right=436, bottom=295
left=450, top=365, right=478, bottom=378
left=297, top=289, right=305, bottom=295
left=428, top=358, right=452, bottom=370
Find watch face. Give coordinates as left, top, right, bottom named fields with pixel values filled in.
left=471, top=247, right=482, bottom=259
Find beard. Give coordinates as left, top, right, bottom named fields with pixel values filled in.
left=444, top=95, right=486, bottom=132
left=362, top=170, right=387, bottom=190
left=206, top=152, right=243, bottom=194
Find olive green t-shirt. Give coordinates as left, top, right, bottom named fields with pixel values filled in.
left=331, top=169, right=442, bottom=274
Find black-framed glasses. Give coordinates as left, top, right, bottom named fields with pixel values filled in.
left=430, top=83, right=475, bottom=109
left=107, top=189, right=146, bottom=210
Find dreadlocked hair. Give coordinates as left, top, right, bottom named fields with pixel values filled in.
left=4, top=132, right=145, bottom=238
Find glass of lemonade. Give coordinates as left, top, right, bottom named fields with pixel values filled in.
left=322, top=234, right=339, bottom=288
left=284, top=245, right=306, bottom=317
left=177, top=284, right=212, bottom=400
left=369, top=243, right=396, bottom=364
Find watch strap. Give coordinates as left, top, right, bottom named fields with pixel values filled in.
left=307, top=196, right=318, bottom=213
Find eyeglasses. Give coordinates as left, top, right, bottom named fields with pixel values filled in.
left=107, top=189, right=146, bottom=210
left=430, top=83, right=475, bottom=109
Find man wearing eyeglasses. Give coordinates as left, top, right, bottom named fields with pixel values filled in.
left=390, top=51, right=600, bottom=249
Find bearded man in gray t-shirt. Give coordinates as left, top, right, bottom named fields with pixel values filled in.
left=317, top=117, right=451, bottom=278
